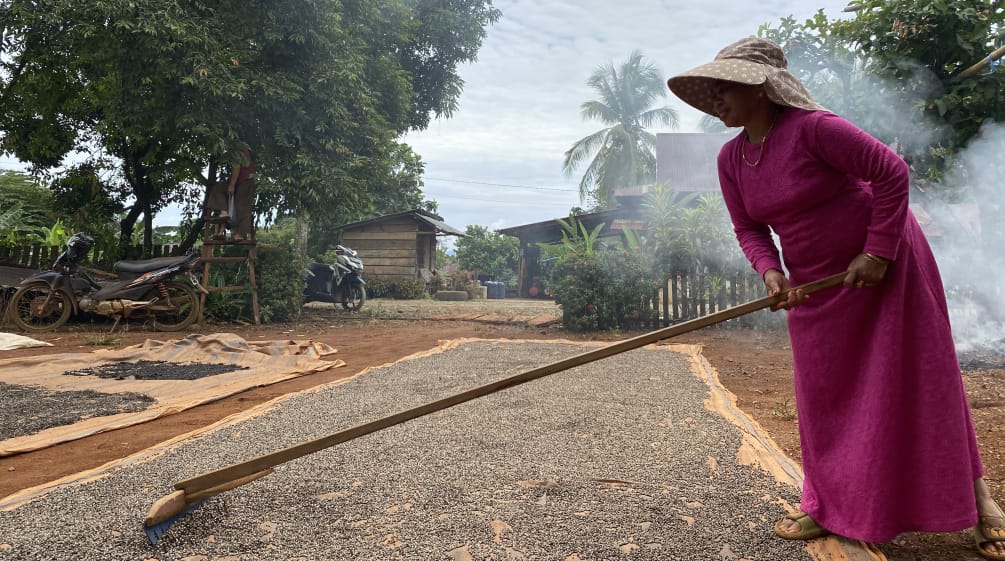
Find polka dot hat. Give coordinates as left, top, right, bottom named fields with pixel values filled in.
left=666, top=37, right=825, bottom=116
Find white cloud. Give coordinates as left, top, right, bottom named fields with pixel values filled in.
left=405, top=0, right=853, bottom=232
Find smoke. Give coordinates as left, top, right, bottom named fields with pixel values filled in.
left=796, top=52, right=1005, bottom=357
left=929, top=123, right=1005, bottom=355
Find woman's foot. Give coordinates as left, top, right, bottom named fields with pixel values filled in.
left=975, top=478, right=1005, bottom=560
left=774, top=511, right=830, bottom=540
left=231, top=233, right=246, bottom=242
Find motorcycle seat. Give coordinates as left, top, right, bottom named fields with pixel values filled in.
left=114, top=255, right=192, bottom=274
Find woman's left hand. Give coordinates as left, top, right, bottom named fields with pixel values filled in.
left=844, top=253, right=889, bottom=289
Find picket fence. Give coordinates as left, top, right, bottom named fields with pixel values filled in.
left=603, top=271, right=778, bottom=329
left=0, top=242, right=181, bottom=272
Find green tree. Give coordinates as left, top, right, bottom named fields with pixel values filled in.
left=760, top=2, right=1005, bottom=198
left=455, top=225, right=520, bottom=285
left=306, top=142, right=438, bottom=257
left=0, top=0, right=499, bottom=256
left=563, top=51, right=679, bottom=208
left=0, top=170, right=53, bottom=242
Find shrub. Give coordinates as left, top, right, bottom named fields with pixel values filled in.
left=363, top=276, right=427, bottom=300
left=256, top=245, right=309, bottom=322
left=392, top=278, right=427, bottom=300
left=550, top=249, right=659, bottom=332
left=203, top=244, right=307, bottom=323
left=426, top=273, right=446, bottom=294
left=365, top=277, right=392, bottom=298
left=445, top=270, right=475, bottom=291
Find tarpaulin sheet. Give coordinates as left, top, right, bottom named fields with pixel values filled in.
left=0, top=332, right=344, bottom=456
left=0, top=332, right=52, bottom=351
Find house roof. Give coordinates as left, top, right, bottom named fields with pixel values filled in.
left=656, top=132, right=732, bottom=192
left=339, top=209, right=466, bottom=237
left=496, top=208, right=635, bottom=244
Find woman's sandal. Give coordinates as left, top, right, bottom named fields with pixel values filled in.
left=773, top=511, right=831, bottom=540
left=976, top=515, right=1005, bottom=560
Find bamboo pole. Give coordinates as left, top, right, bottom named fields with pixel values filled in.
left=957, top=44, right=1005, bottom=79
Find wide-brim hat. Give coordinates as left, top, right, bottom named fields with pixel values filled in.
left=667, top=37, right=825, bottom=116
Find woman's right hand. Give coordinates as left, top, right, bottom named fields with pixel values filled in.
left=764, top=269, right=807, bottom=311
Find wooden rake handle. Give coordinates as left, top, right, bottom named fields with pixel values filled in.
left=147, top=271, right=847, bottom=523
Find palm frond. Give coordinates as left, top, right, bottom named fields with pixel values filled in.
left=580, top=100, right=620, bottom=124
left=563, top=128, right=611, bottom=176
left=636, top=107, right=680, bottom=129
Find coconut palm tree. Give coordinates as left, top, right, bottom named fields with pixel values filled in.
left=700, top=113, right=732, bottom=134
left=563, top=51, right=679, bottom=208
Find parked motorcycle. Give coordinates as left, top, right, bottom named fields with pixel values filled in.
left=6, top=233, right=204, bottom=332
left=304, top=244, right=366, bottom=311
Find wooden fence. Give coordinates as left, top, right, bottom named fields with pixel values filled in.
left=659, top=271, right=783, bottom=328
left=0, top=242, right=181, bottom=272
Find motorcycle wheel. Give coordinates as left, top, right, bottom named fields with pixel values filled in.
left=340, top=285, right=366, bottom=311
left=7, top=282, right=73, bottom=332
left=144, top=280, right=200, bottom=331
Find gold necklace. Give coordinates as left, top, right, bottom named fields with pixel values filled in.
left=741, top=115, right=778, bottom=168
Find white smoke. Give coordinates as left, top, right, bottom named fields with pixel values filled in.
left=930, top=123, right=1005, bottom=354
left=798, top=52, right=1004, bottom=356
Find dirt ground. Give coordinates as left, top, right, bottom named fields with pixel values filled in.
left=1, top=301, right=1003, bottom=561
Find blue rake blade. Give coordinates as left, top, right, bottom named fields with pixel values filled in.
left=143, top=498, right=207, bottom=545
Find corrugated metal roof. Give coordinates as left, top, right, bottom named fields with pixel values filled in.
left=339, top=209, right=466, bottom=237
left=656, top=132, right=733, bottom=192
left=414, top=213, right=466, bottom=237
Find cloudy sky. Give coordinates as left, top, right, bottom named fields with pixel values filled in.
left=403, top=0, right=854, bottom=235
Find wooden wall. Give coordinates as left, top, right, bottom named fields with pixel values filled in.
left=341, top=215, right=438, bottom=282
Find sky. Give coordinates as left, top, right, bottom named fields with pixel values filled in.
left=402, top=0, right=855, bottom=234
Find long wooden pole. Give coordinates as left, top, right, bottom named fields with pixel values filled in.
left=145, top=271, right=847, bottom=531
left=957, top=44, right=1005, bottom=79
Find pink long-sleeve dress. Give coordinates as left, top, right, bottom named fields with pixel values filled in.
left=717, top=108, right=984, bottom=542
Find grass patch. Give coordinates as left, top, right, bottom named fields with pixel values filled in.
left=770, top=397, right=798, bottom=421
left=83, top=334, right=122, bottom=346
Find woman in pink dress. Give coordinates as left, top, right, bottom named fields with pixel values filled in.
left=668, top=37, right=1005, bottom=559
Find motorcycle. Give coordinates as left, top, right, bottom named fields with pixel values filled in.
left=304, top=244, right=366, bottom=311
left=6, top=233, right=204, bottom=332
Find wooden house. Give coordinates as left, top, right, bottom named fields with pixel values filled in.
left=339, top=209, right=465, bottom=283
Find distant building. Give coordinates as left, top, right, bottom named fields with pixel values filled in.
left=656, top=132, right=731, bottom=192
left=339, top=209, right=465, bottom=284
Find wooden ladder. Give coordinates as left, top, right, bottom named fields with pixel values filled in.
left=199, top=217, right=260, bottom=325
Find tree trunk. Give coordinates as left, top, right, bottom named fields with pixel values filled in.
left=142, top=201, right=153, bottom=257
left=295, top=208, right=310, bottom=258
left=119, top=204, right=142, bottom=259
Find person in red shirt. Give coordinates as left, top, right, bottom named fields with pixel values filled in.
left=205, top=144, right=256, bottom=241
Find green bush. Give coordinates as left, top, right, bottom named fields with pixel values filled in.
left=550, top=249, right=659, bottom=332
left=426, top=273, right=446, bottom=294
left=445, top=270, right=475, bottom=291
left=256, top=245, right=309, bottom=322
left=203, top=244, right=307, bottom=323
left=391, top=278, right=427, bottom=300
left=365, top=277, right=392, bottom=298
left=364, top=276, right=426, bottom=300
